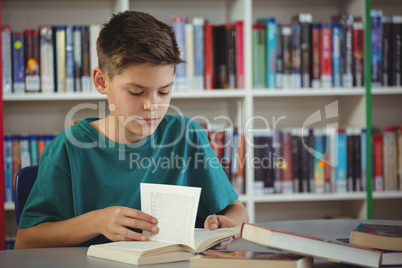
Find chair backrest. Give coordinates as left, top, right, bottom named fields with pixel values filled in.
left=14, top=166, right=38, bottom=225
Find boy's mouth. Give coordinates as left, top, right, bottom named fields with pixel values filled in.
left=141, top=118, right=158, bottom=125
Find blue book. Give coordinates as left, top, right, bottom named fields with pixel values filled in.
left=336, top=130, right=347, bottom=192
left=4, top=135, right=13, bottom=203
left=193, top=17, right=204, bottom=91
left=65, top=25, right=75, bottom=92
left=258, top=18, right=277, bottom=89
left=291, top=24, right=301, bottom=89
left=371, top=10, right=382, bottom=87
left=172, top=16, right=187, bottom=91
left=2, top=26, right=12, bottom=94
left=332, top=23, right=342, bottom=87
left=12, top=32, right=25, bottom=93
left=29, top=134, right=39, bottom=166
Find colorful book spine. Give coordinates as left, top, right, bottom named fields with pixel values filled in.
left=311, top=23, right=321, bottom=88
left=299, top=14, right=312, bottom=88
left=300, top=129, right=310, bottom=192
left=39, top=25, right=55, bottom=93
left=213, top=25, right=227, bottom=89
left=235, top=132, right=245, bottom=195
left=383, top=126, right=398, bottom=191
left=222, top=129, right=232, bottom=182
left=291, top=128, right=301, bottom=193
left=262, top=132, right=274, bottom=194
left=282, top=26, right=292, bottom=89
left=308, top=129, right=315, bottom=192
left=230, top=129, right=239, bottom=190
left=185, top=23, right=195, bottom=91
left=336, top=129, right=347, bottom=192
left=11, top=32, right=25, bottom=93
left=370, top=10, right=382, bottom=87
left=20, top=135, right=31, bottom=168
left=172, top=16, right=187, bottom=91
left=341, top=14, right=354, bottom=88
left=89, top=24, right=101, bottom=92
left=65, top=25, right=75, bottom=92
left=320, top=23, right=332, bottom=88
left=291, top=24, right=301, bottom=89
left=193, top=17, right=204, bottom=91
left=55, top=26, right=66, bottom=92
left=81, top=25, right=91, bottom=92
left=353, top=20, right=364, bottom=87
left=373, top=133, right=384, bottom=191
left=391, top=16, right=402, bottom=86
left=73, top=25, right=82, bottom=92
left=11, top=135, right=21, bottom=192
left=352, top=128, right=362, bottom=191
left=313, top=128, right=325, bottom=193
left=346, top=128, right=354, bottom=191
left=38, top=134, right=46, bottom=161
left=253, top=133, right=265, bottom=195
left=332, top=23, right=342, bottom=88
left=2, top=26, right=12, bottom=94
left=4, top=135, right=13, bottom=203
left=273, top=130, right=282, bottom=193
left=276, top=24, right=283, bottom=89
left=204, top=23, right=214, bottom=90
left=281, top=129, right=293, bottom=193
left=381, top=16, right=392, bottom=86
left=235, top=20, right=244, bottom=89
left=267, top=18, right=277, bottom=89
left=29, top=134, right=39, bottom=166
left=226, top=23, right=236, bottom=89
left=361, top=129, right=367, bottom=191
left=24, top=29, right=40, bottom=92
left=252, top=23, right=266, bottom=88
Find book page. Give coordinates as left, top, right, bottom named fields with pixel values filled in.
left=194, top=227, right=240, bottom=252
left=141, top=183, right=201, bottom=249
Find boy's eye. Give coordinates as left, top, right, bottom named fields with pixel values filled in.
left=129, top=91, right=143, bottom=96
left=159, top=91, right=170, bottom=96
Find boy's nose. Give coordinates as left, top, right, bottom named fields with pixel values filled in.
left=143, top=101, right=158, bottom=111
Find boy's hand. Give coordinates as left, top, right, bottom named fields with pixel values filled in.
left=204, top=215, right=237, bottom=230
left=95, top=206, right=158, bottom=242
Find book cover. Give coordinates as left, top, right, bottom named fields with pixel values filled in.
left=73, top=25, right=82, bottom=92
left=225, top=23, right=236, bottom=89
left=320, top=23, right=332, bottom=88
left=391, top=16, right=402, bottom=86
left=281, top=129, right=293, bottom=193
left=373, top=133, right=384, bottom=191
left=341, top=14, right=354, bottom=88
left=371, top=10, right=382, bottom=87
left=193, top=17, right=204, bottom=91
left=252, top=23, right=266, bottom=89
left=65, top=25, right=75, bottom=92
left=172, top=16, right=187, bottom=91
left=311, top=23, right=321, bottom=88
left=353, top=19, right=364, bottom=87
left=383, top=126, right=398, bottom=191
left=29, top=134, right=39, bottom=166
left=235, top=20, right=244, bottom=89
left=185, top=23, right=195, bottom=91
left=291, top=24, right=301, bottom=89
left=261, top=18, right=277, bottom=89
left=11, top=32, right=25, bottom=93
left=89, top=24, right=101, bottom=92
left=39, top=25, right=55, bottom=93
left=381, top=16, right=392, bottom=86
left=213, top=25, right=228, bottom=89
left=81, top=25, right=91, bottom=92
left=262, top=132, right=275, bottom=194
left=4, top=135, right=13, bottom=203
left=11, top=135, right=21, bottom=192
left=55, top=26, right=66, bottom=92
left=241, top=223, right=384, bottom=267
left=313, top=128, right=325, bottom=193
left=190, top=250, right=313, bottom=268
left=350, top=223, right=402, bottom=252
left=2, top=26, right=12, bottom=95
left=332, top=23, right=342, bottom=88
left=282, top=26, right=292, bottom=89
left=24, top=29, right=41, bottom=92
left=336, top=129, right=347, bottom=193
left=204, top=23, right=214, bottom=90
left=297, top=14, right=312, bottom=88
left=276, top=24, right=283, bottom=89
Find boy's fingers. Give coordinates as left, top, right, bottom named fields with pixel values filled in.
left=124, top=208, right=158, bottom=224
left=121, top=218, right=159, bottom=234
left=205, top=216, right=219, bottom=230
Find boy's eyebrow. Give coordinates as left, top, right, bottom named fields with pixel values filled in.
left=126, top=82, right=174, bottom=89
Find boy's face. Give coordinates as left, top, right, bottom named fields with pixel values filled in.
left=104, top=63, right=174, bottom=143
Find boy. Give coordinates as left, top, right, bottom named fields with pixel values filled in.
left=15, top=11, right=248, bottom=249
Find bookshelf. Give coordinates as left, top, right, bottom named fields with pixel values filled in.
left=2, top=0, right=402, bottom=249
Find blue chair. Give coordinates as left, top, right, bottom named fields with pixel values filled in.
left=14, top=166, right=38, bottom=225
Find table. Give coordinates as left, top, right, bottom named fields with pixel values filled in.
left=1, top=219, right=401, bottom=268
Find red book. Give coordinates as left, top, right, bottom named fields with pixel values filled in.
left=311, top=24, right=320, bottom=88
left=204, top=24, right=214, bottom=90
left=353, top=21, right=364, bottom=87
left=373, top=133, right=384, bottom=191
left=235, top=20, right=244, bottom=89
left=320, top=24, right=332, bottom=88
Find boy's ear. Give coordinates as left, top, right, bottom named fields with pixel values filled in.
left=93, top=67, right=108, bottom=94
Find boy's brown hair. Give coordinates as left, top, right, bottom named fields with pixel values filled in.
left=97, top=11, right=182, bottom=80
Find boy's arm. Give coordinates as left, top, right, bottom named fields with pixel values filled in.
left=204, top=199, right=249, bottom=230
left=14, top=206, right=159, bottom=249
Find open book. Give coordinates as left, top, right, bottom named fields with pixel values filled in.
left=87, top=183, right=240, bottom=265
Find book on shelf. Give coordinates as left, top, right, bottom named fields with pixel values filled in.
left=2, top=26, right=12, bottom=95
left=190, top=250, right=313, bottom=268
left=353, top=18, right=364, bottom=87
left=392, top=16, right=402, bottom=86
left=349, top=223, right=402, bottom=252
left=87, top=183, right=240, bottom=265
left=371, top=10, right=382, bottom=87
left=252, top=23, right=266, bottom=89
left=240, top=222, right=397, bottom=267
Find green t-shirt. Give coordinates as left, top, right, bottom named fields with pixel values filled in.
left=19, top=115, right=238, bottom=246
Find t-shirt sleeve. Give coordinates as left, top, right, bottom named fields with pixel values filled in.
left=18, top=144, right=74, bottom=228
left=185, top=119, right=239, bottom=219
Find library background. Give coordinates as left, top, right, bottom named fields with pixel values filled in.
left=1, top=0, right=401, bottom=250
